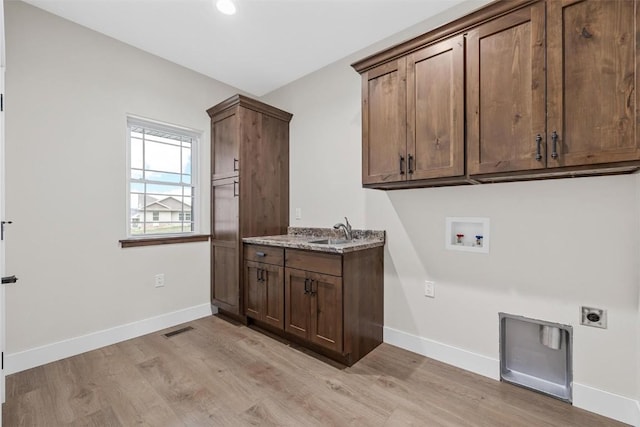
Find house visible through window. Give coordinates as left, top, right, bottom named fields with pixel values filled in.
left=127, top=116, right=198, bottom=236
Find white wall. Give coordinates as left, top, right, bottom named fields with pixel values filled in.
left=4, top=1, right=237, bottom=354
left=263, top=2, right=640, bottom=404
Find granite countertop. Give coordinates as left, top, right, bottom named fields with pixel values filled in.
left=242, top=227, right=385, bottom=254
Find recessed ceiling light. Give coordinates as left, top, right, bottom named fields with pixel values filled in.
left=216, top=0, right=236, bottom=15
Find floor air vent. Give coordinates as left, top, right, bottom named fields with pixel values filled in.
left=163, top=326, right=194, bottom=338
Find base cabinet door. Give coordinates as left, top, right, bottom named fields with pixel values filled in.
left=244, top=261, right=284, bottom=330
left=244, top=261, right=263, bottom=320
left=284, top=267, right=343, bottom=353
left=309, top=272, right=343, bottom=353
left=284, top=268, right=311, bottom=340
left=263, top=265, right=284, bottom=329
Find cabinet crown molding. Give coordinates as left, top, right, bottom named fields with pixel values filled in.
left=207, top=94, right=293, bottom=122
left=351, top=0, right=538, bottom=73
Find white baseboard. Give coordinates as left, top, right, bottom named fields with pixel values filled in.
left=573, top=383, right=640, bottom=426
left=383, top=326, right=640, bottom=426
left=5, top=303, right=216, bottom=375
left=383, top=326, right=500, bottom=380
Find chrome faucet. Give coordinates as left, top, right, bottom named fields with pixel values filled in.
left=333, top=217, right=353, bottom=240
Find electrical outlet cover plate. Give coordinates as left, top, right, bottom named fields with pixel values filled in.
left=424, top=281, right=435, bottom=298
left=155, top=274, right=165, bottom=288
left=581, top=306, right=607, bottom=329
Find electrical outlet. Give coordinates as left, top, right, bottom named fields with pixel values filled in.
left=581, top=306, right=606, bottom=328
left=424, top=281, right=435, bottom=298
left=155, top=274, right=165, bottom=288
left=295, top=208, right=302, bottom=220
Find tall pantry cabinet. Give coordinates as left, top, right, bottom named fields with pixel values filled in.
left=207, top=95, right=292, bottom=318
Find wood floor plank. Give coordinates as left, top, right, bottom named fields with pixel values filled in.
left=2, top=315, right=628, bottom=427
left=5, top=365, right=48, bottom=400
left=63, top=406, right=122, bottom=427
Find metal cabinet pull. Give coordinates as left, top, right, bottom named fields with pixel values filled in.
left=233, top=181, right=239, bottom=197
left=399, top=155, right=405, bottom=175
left=310, top=280, right=317, bottom=296
left=551, top=131, right=559, bottom=159
left=233, top=158, right=239, bottom=171
left=260, top=269, right=265, bottom=282
left=304, top=278, right=310, bottom=294
left=1, top=220, right=12, bottom=240
left=408, top=154, right=414, bottom=174
left=535, top=134, right=542, bottom=161
left=256, top=252, right=266, bottom=257
left=1, top=275, right=17, bottom=285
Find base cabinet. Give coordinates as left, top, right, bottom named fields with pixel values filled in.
left=244, top=243, right=383, bottom=366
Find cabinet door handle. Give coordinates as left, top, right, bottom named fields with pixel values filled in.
left=256, top=268, right=261, bottom=282
left=256, top=252, right=266, bottom=257
left=408, top=154, right=414, bottom=174
left=233, top=158, right=239, bottom=171
left=233, top=181, right=239, bottom=197
left=551, top=131, right=559, bottom=159
left=310, top=280, right=317, bottom=296
left=260, top=269, right=265, bottom=282
left=399, top=155, right=405, bottom=175
left=304, top=278, right=310, bottom=294
left=535, top=134, right=542, bottom=161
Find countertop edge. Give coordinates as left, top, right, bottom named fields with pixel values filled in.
left=242, top=236, right=385, bottom=254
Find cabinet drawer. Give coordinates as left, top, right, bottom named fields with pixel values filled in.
left=244, top=244, right=284, bottom=266
left=285, top=249, right=342, bottom=277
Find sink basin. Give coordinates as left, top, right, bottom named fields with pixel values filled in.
left=309, top=238, right=351, bottom=245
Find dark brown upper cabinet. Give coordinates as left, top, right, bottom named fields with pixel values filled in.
left=468, top=0, right=640, bottom=178
left=546, top=0, right=640, bottom=168
left=361, top=35, right=465, bottom=189
left=466, top=3, right=546, bottom=175
left=407, top=36, right=465, bottom=181
left=362, top=58, right=407, bottom=185
left=353, top=0, right=640, bottom=189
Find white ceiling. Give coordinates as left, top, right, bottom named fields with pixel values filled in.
left=24, top=0, right=480, bottom=96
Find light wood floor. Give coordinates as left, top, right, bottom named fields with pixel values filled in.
left=3, top=315, right=627, bottom=426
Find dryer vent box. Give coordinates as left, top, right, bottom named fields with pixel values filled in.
left=499, top=313, right=573, bottom=402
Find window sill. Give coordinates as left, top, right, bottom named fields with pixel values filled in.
left=119, top=234, right=210, bottom=248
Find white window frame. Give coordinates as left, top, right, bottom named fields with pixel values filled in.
left=126, top=115, right=200, bottom=238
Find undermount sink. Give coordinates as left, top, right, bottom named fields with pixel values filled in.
left=309, top=238, right=351, bottom=245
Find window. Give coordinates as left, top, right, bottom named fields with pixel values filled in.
left=127, top=116, right=199, bottom=237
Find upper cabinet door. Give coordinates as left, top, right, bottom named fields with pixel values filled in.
left=547, top=0, right=640, bottom=167
left=211, top=108, right=240, bottom=180
left=362, top=58, right=407, bottom=185
left=406, top=35, right=465, bottom=180
left=466, top=3, right=546, bottom=175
